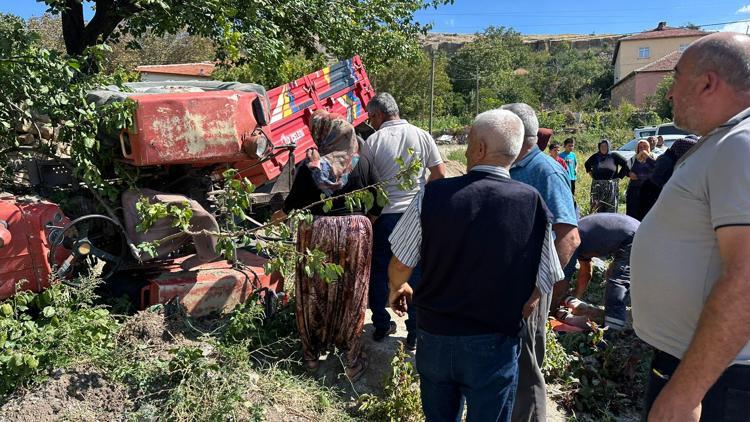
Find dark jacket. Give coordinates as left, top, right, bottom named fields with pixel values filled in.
left=584, top=140, right=629, bottom=180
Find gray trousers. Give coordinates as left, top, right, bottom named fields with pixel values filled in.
left=511, top=290, right=552, bottom=422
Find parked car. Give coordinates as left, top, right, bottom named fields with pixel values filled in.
left=614, top=123, right=693, bottom=163
left=634, top=125, right=657, bottom=138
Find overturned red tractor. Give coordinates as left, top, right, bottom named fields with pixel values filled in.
left=0, top=56, right=375, bottom=316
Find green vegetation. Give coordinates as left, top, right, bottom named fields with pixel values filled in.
left=359, top=345, right=424, bottom=422
left=0, top=278, right=354, bottom=420
left=544, top=268, right=652, bottom=421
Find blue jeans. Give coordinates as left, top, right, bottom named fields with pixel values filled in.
left=416, top=330, right=520, bottom=422
left=369, top=213, right=421, bottom=334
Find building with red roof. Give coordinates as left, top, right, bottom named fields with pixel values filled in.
left=611, top=22, right=707, bottom=107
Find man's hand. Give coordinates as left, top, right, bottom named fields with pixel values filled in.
left=389, top=282, right=413, bottom=317
left=648, top=384, right=701, bottom=422
left=522, top=288, right=541, bottom=318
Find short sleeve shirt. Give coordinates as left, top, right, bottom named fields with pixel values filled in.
left=510, top=146, right=577, bottom=227
left=362, top=120, right=443, bottom=214
left=631, top=107, right=750, bottom=364
left=559, top=151, right=577, bottom=181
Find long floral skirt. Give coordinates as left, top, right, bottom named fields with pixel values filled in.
left=590, top=179, right=619, bottom=213
left=295, top=215, right=372, bottom=368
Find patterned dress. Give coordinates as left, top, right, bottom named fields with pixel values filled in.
left=295, top=215, right=372, bottom=368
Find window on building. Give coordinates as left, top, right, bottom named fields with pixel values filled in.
left=679, top=44, right=689, bottom=52
left=639, top=47, right=650, bottom=59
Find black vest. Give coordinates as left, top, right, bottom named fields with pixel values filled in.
left=415, top=171, right=549, bottom=337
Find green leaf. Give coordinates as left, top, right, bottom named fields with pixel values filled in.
left=42, top=306, right=55, bottom=318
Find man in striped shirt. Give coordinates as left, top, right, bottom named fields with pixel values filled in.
left=387, top=109, right=563, bottom=421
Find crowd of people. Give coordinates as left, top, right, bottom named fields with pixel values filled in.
left=278, top=32, right=750, bottom=422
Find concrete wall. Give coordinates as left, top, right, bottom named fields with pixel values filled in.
left=139, top=73, right=212, bottom=82
left=614, top=35, right=702, bottom=83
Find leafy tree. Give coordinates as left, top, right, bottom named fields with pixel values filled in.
left=448, top=27, right=538, bottom=113
left=645, top=74, right=673, bottom=120
left=529, top=43, right=613, bottom=110
left=369, top=50, right=453, bottom=121
left=28, top=14, right=216, bottom=75
left=40, top=0, right=452, bottom=73
left=212, top=51, right=326, bottom=89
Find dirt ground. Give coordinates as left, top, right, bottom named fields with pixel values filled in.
left=0, top=368, right=130, bottom=422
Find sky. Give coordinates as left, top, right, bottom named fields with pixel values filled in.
left=414, top=0, right=750, bottom=35
left=4, top=0, right=750, bottom=36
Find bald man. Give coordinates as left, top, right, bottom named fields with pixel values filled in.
left=386, top=109, right=560, bottom=421
left=631, top=32, right=750, bottom=422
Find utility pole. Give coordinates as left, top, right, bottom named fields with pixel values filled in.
left=475, top=64, right=480, bottom=115
left=429, top=49, right=436, bottom=135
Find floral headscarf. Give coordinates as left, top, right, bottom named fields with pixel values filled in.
left=306, top=109, right=360, bottom=196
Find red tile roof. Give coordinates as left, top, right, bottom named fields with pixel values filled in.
left=635, top=50, right=682, bottom=72
left=620, top=25, right=707, bottom=42
left=136, top=63, right=216, bottom=77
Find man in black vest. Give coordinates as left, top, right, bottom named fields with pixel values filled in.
left=387, top=109, right=556, bottom=422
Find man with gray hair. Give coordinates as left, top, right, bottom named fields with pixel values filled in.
left=363, top=92, right=445, bottom=350
left=631, top=32, right=750, bottom=422
left=501, top=103, right=580, bottom=422
left=386, top=109, right=558, bottom=421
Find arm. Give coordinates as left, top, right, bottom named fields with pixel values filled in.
left=615, top=154, right=631, bottom=179
left=427, top=163, right=446, bottom=182
left=573, top=259, right=592, bottom=298
left=584, top=154, right=594, bottom=174
left=629, top=171, right=638, bottom=181
left=365, top=156, right=384, bottom=217
left=424, top=132, right=445, bottom=183
left=386, top=191, right=424, bottom=315
left=648, top=226, right=750, bottom=422
left=388, top=256, right=414, bottom=316
left=553, top=223, right=580, bottom=268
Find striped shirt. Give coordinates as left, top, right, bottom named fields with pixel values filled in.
left=389, top=165, right=564, bottom=294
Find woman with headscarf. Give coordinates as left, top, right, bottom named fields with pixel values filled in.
left=625, top=140, right=656, bottom=219
left=584, top=139, right=629, bottom=213
left=637, top=136, right=698, bottom=219
left=278, top=109, right=382, bottom=381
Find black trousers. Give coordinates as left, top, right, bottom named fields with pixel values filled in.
left=643, top=349, right=750, bottom=422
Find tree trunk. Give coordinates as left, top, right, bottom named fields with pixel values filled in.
left=60, top=0, right=131, bottom=58
left=61, top=0, right=86, bottom=56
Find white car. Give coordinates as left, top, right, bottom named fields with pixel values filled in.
left=614, top=123, right=693, bottom=163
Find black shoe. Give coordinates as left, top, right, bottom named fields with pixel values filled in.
left=373, top=321, right=397, bottom=342
left=405, top=332, right=417, bottom=352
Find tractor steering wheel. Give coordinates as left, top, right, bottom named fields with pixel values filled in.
left=48, top=214, right=127, bottom=286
